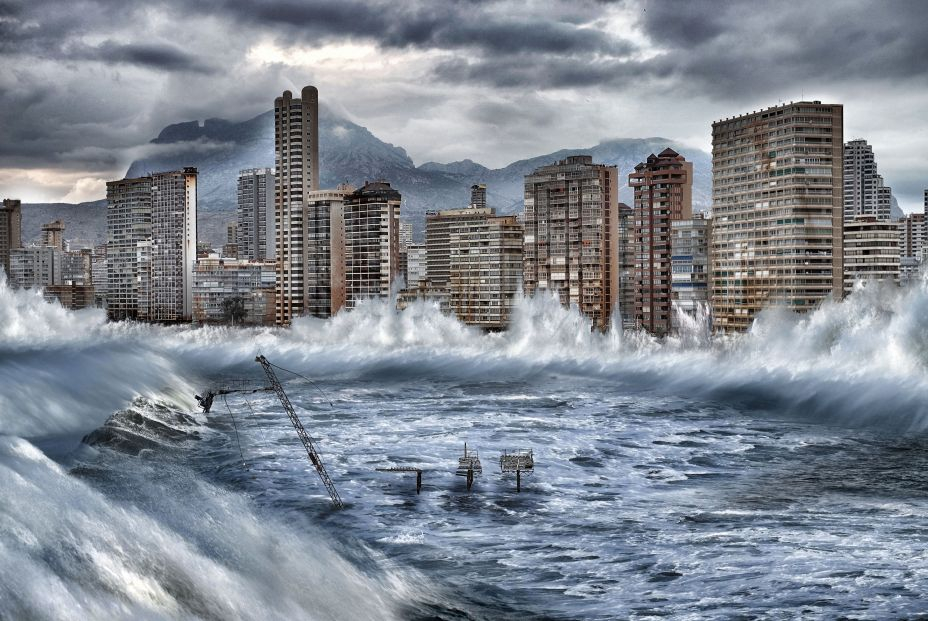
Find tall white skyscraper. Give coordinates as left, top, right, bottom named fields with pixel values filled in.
left=106, top=168, right=197, bottom=321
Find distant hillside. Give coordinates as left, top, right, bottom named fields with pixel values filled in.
left=125, top=108, right=712, bottom=244
left=19, top=199, right=106, bottom=247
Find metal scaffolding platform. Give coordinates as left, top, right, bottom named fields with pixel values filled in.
left=500, top=449, right=534, bottom=492
left=375, top=466, right=423, bottom=494
left=455, top=443, right=482, bottom=491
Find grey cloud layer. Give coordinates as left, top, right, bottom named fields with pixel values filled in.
left=0, top=0, right=926, bottom=205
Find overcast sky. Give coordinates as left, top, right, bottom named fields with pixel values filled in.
left=1, top=0, right=927, bottom=209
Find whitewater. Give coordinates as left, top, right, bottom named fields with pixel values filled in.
left=2, top=272, right=928, bottom=619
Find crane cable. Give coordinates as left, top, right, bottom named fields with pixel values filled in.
left=264, top=360, right=334, bottom=407
left=221, top=393, right=248, bottom=469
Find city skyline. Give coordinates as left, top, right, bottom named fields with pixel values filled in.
left=1, top=0, right=927, bottom=211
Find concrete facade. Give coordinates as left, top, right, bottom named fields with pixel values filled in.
left=105, top=169, right=196, bottom=322
left=304, top=185, right=352, bottom=317
left=0, top=199, right=22, bottom=281
left=343, top=181, right=401, bottom=309
left=616, top=203, right=636, bottom=330
left=426, top=206, right=494, bottom=291
left=10, top=246, right=62, bottom=289
left=843, top=216, right=900, bottom=294
left=630, top=148, right=693, bottom=336
left=192, top=255, right=276, bottom=325
left=522, top=155, right=619, bottom=330
left=106, top=177, right=152, bottom=320
left=448, top=215, right=523, bottom=329
left=237, top=168, right=275, bottom=261
left=147, top=168, right=197, bottom=322
left=843, top=139, right=892, bottom=222
left=671, top=215, right=711, bottom=330
left=41, top=220, right=66, bottom=251
left=710, top=101, right=844, bottom=331
left=274, top=86, right=320, bottom=325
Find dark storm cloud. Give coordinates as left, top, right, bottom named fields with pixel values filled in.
left=0, top=0, right=211, bottom=73
left=73, top=41, right=216, bottom=74
left=426, top=0, right=928, bottom=99
left=211, top=0, right=631, bottom=56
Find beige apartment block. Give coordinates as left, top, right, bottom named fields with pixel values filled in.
left=522, top=155, right=619, bottom=330
left=426, top=206, right=494, bottom=290
left=41, top=220, right=66, bottom=251
left=710, top=101, right=844, bottom=331
left=448, top=214, right=523, bottom=329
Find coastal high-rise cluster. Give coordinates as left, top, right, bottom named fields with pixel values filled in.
left=2, top=91, right=925, bottom=333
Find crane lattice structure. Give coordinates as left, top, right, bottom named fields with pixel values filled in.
left=255, top=355, right=344, bottom=508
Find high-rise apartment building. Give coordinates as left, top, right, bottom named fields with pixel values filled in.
left=275, top=86, right=320, bottom=325
left=448, top=215, right=523, bottom=329
left=10, top=247, right=62, bottom=289
left=426, top=206, right=494, bottom=290
left=671, top=215, right=711, bottom=330
left=523, top=155, right=619, bottom=330
left=147, top=169, right=197, bottom=321
left=91, top=243, right=107, bottom=307
left=899, top=213, right=926, bottom=260
left=41, top=220, right=66, bottom=250
left=61, top=249, right=92, bottom=285
left=629, top=148, right=693, bottom=336
left=843, top=216, right=900, bottom=294
left=710, top=101, right=844, bottom=331
left=470, top=184, right=487, bottom=209
left=399, top=222, right=413, bottom=249
left=398, top=221, right=413, bottom=289
left=843, top=139, right=892, bottom=221
left=0, top=199, right=22, bottom=280
left=106, top=177, right=152, bottom=320
left=304, top=185, right=352, bottom=318
left=406, top=243, right=427, bottom=288
left=616, top=203, right=636, bottom=330
left=343, top=181, right=401, bottom=308
left=237, top=168, right=275, bottom=261
left=193, top=255, right=276, bottom=325
left=105, top=169, right=196, bottom=322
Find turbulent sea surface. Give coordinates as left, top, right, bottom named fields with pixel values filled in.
left=3, top=274, right=928, bottom=619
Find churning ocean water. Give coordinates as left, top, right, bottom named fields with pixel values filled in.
left=3, top=273, right=928, bottom=620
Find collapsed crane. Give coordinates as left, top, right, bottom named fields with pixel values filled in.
left=255, top=355, right=344, bottom=508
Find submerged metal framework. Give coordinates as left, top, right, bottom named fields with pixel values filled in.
left=455, top=443, right=482, bottom=491
left=500, top=449, right=534, bottom=492
left=255, top=355, right=343, bottom=508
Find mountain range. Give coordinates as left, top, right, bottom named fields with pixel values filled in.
left=122, top=107, right=712, bottom=245
left=21, top=107, right=720, bottom=246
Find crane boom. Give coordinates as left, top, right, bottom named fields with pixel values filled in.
left=255, top=355, right=343, bottom=508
